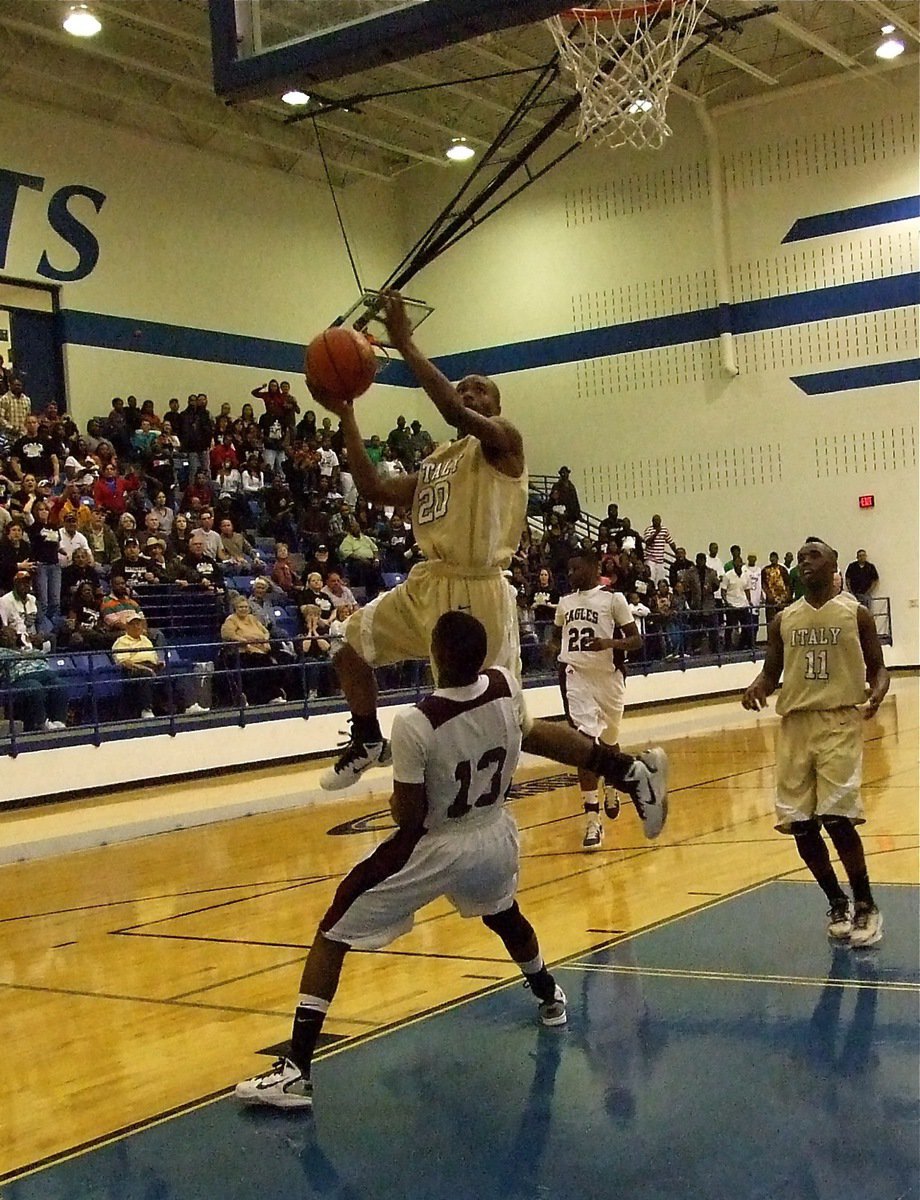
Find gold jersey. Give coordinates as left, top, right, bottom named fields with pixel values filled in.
left=411, top=435, right=527, bottom=570
left=776, top=593, right=867, bottom=715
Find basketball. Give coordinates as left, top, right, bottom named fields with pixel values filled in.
left=305, top=326, right=378, bottom=400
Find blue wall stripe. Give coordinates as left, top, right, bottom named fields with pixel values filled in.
left=791, top=358, right=920, bottom=395
left=782, top=195, right=920, bottom=244
left=60, top=271, right=919, bottom=385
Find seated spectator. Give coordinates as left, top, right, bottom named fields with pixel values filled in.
left=247, top=575, right=285, bottom=625
left=271, top=542, right=302, bottom=599
left=196, top=509, right=223, bottom=560
left=61, top=546, right=101, bottom=609
left=0, top=570, right=47, bottom=647
left=338, top=517, right=383, bottom=598
left=179, top=535, right=225, bottom=591
left=167, top=512, right=192, bottom=560
left=150, top=491, right=175, bottom=539
left=301, top=571, right=335, bottom=624
left=300, top=603, right=331, bottom=657
left=144, top=537, right=172, bottom=580
left=220, top=595, right=286, bottom=705
left=210, top=432, right=240, bottom=477
left=60, top=582, right=111, bottom=649
left=112, top=612, right=170, bottom=720
left=241, top=455, right=266, bottom=497
left=181, top=470, right=213, bottom=516
left=322, top=571, right=358, bottom=613
left=101, top=574, right=142, bottom=633
left=515, top=587, right=542, bottom=674
left=0, top=521, right=34, bottom=592
left=219, top=518, right=261, bottom=574
left=115, top=511, right=139, bottom=551
left=112, top=538, right=161, bottom=588
left=131, top=418, right=158, bottom=461
left=0, top=626, right=68, bottom=731
left=326, top=602, right=357, bottom=655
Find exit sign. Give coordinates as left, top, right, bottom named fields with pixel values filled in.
left=858, top=494, right=875, bottom=509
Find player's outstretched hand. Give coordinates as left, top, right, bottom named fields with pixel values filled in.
left=741, top=680, right=769, bottom=711
left=305, top=375, right=352, bottom=419
left=380, top=288, right=413, bottom=350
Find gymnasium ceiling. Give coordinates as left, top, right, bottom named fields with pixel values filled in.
left=1, top=1, right=917, bottom=186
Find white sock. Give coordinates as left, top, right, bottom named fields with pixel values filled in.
left=582, top=790, right=600, bottom=814
left=518, top=953, right=544, bottom=976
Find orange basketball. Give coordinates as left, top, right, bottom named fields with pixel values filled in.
left=305, top=326, right=378, bottom=400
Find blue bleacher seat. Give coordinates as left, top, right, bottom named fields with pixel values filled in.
left=382, top=573, right=406, bottom=590
left=48, top=654, right=89, bottom=704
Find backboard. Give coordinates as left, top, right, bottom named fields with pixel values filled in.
left=209, top=0, right=568, bottom=101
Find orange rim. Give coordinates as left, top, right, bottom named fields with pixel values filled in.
left=561, top=2, right=678, bottom=19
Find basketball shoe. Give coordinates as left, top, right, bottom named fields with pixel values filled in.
left=235, top=1057, right=313, bottom=1109
left=849, top=903, right=883, bottom=948
left=826, top=898, right=852, bottom=940
left=320, top=732, right=392, bottom=791
left=603, top=787, right=621, bottom=820
left=583, top=817, right=604, bottom=851
left=619, top=748, right=669, bottom=839
left=538, top=985, right=568, bottom=1027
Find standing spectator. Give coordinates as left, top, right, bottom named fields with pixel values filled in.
left=553, top=466, right=581, bottom=523
left=407, top=420, right=433, bottom=466
left=614, top=518, right=642, bottom=558
left=10, top=414, right=60, bottom=483
left=258, top=408, right=288, bottom=473
left=745, top=552, right=764, bottom=639
left=668, top=546, right=693, bottom=588
left=28, top=498, right=62, bottom=624
left=0, top=378, right=31, bottom=435
left=529, top=567, right=559, bottom=642
left=93, top=463, right=129, bottom=521
left=57, top=510, right=90, bottom=568
left=844, top=550, right=879, bottom=609
left=182, top=395, right=214, bottom=481
left=683, top=553, right=720, bottom=654
left=0, top=522, right=34, bottom=593
left=386, top=415, right=413, bottom=471
left=761, top=551, right=792, bottom=621
left=721, top=552, right=753, bottom=651
left=642, top=514, right=676, bottom=584
left=84, top=509, right=120, bottom=572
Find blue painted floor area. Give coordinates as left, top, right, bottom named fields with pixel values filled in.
left=9, top=883, right=919, bottom=1200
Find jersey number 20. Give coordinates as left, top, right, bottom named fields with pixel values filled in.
left=416, top=480, right=450, bottom=526
left=448, top=747, right=507, bottom=819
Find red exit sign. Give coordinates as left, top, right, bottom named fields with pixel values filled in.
left=858, top=494, right=875, bottom=509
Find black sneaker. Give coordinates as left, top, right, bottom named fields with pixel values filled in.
left=603, top=788, right=621, bottom=820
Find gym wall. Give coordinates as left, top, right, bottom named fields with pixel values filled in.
left=397, top=68, right=919, bottom=664
left=0, top=96, right=420, bottom=431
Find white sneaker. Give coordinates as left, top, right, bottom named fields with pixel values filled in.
left=826, top=898, right=852, bottom=941
left=582, top=818, right=603, bottom=851
left=235, top=1057, right=313, bottom=1110
left=185, top=702, right=209, bottom=715
left=140, top=708, right=156, bottom=720
left=849, top=904, right=883, bottom=948
left=42, top=719, right=66, bottom=732
left=538, top=985, right=567, bottom=1027
left=270, top=694, right=287, bottom=704
left=320, top=736, right=392, bottom=791
left=624, top=748, right=669, bottom=839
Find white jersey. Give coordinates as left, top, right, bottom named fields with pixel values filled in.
left=555, top=585, right=633, bottom=672
left=390, top=667, right=523, bottom=835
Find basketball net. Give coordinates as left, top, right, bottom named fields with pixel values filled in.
left=547, top=1, right=710, bottom=150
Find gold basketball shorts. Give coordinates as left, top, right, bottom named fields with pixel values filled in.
left=774, top=707, right=865, bottom=833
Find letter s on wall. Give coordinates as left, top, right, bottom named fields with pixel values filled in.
left=37, top=185, right=106, bottom=282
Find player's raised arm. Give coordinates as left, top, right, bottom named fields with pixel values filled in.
left=856, top=604, right=890, bottom=719
left=742, top=612, right=784, bottom=711
left=381, top=289, right=524, bottom=474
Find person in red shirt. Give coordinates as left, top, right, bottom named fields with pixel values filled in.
left=92, top=463, right=129, bottom=519
left=209, top=433, right=240, bottom=476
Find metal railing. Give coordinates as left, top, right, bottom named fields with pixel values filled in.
left=0, top=599, right=891, bottom=757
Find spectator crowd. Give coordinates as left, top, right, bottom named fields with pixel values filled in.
left=0, top=372, right=883, bottom=736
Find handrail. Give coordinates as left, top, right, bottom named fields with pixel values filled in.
left=0, top=597, right=893, bottom=756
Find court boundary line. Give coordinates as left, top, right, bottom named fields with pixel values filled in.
left=0, top=876, right=782, bottom=1186
left=559, top=962, right=920, bottom=991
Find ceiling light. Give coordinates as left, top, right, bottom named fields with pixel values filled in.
left=875, top=35, right=904, bottom=59
left=63, top=5, right=101, bottom=37
left=282, top=90, right=310, bottom=106
left=881, top=24, right=895, bottom=34
left=446, top=138, right=475, bottom=162
left=627, top=98, right=654, bottom=114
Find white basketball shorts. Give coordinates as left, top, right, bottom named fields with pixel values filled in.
left=320, top=809, right=520, bottom=950
left=561, top=663, right=626, bottom=744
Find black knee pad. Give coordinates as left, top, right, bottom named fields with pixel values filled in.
left=482, top=902, right=520, bottom=936
left=821, top=815, right=854, bottom=834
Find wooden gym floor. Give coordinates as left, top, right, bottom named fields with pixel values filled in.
left=0, top=676, right=917, bottom=1191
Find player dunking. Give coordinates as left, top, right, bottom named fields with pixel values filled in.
left=307, top=290, right=666, bottom=819
left=742, top=537, right=889, bottom=946
left=553, top=548, right=667, bottom=850
left=236, top=612, right=568, bottom=1110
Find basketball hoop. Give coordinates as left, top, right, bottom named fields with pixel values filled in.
left=547, top=1, right=710, bottom=150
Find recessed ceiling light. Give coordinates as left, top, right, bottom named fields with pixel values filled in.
left=446, top=137, right=475, bottom=162
left=875, top=35, right=904, bottom=59
left=881, top=24, right=895, bottom=34
left=63, top=5, right=101, bottom=37
left=282, top=90, right=310, bottom=106
left=627, top=98, right=654, bottom=114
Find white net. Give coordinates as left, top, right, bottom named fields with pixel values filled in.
left=547, top=1, right=710, bottom=150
